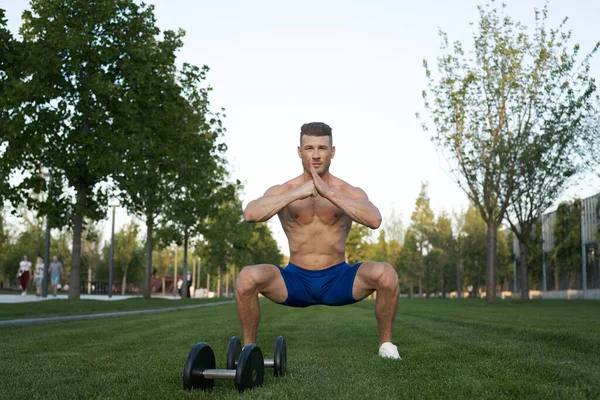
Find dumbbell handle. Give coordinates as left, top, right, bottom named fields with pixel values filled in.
left=235, top=358, right=274, bottom=368
left=192, top=368, right=235, bottom=380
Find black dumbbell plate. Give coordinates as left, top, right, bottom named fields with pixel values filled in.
left=235, top=344, right=264, bottom=392
left=183, top=342, right=215, bottom=390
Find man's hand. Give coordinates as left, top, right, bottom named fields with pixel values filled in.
left=295, top=179, right=317, bottom=199
left=310, top=166, right=332, bottom=198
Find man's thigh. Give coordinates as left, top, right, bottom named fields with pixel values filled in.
left=240, top=264, right=288, bottom=304
left=352, top=261, right=388, bottom=301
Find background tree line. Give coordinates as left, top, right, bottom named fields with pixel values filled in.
left=0, top=0, right=284, bottom=299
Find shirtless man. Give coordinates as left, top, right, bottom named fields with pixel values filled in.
left=237, top=122, right=400, bottom=359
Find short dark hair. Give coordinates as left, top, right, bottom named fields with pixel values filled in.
left=300, top=122, right=332, bottom=145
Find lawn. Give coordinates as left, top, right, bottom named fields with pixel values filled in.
left=1, top=299, right=599, bottom=399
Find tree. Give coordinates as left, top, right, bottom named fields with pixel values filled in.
left=397, top=227, right=420, bottom=297
left=245, top=223, right=282, bottom=266
left=421, top=1, right=598, bottom=302
left=9, top=0, right=171, bottom=299
left=410, top=183, right=435, bottom=297
left=113, top=223, right=141, bottom=294
left=383, top=209, right=404, bottom=277
left=81, top=221, right=102, bottom=294
left=552, top=199, right=582, bottom=289
left=431, top=211, right=454, bottom=298
left=462, top=205, right=488, bottom=297
left=158, top=68, right=229, bottom=300
left=198, top=185, right=249, bottom=297
left=346, top=223, right=373, bottom=265
left=498, top=5, right=599, bottom=300
left=453, top=210, right=467, bottom=298
left=0, top=9, right=22, bottom=207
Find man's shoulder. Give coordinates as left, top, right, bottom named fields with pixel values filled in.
left=266, top=177, right=303, bottom=195
left=331, top=176, right=367, bottom=198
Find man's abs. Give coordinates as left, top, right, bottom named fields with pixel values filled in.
left=279, top=196, right=352, bottom=270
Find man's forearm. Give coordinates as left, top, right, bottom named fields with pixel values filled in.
left=244, top=192, right=301, bottom=222
left=326, top=191, right=382, bottom=229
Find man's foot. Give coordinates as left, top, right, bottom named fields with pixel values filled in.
left=378, top=342, right=402, bottom=360
left=21, top=291, right=26, bottom=296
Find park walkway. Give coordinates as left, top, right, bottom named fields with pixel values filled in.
left=0, top=297, right=234, bottom=327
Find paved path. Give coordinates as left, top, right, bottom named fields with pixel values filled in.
left=0, top=300, right=235, bottom=327
left=0, top=294, right=200, bottom=303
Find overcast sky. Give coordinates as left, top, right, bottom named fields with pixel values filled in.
left=3, top=0, right=600, bottom=256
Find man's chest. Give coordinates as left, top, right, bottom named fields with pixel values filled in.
left=283, top=197, right=346, bottom=226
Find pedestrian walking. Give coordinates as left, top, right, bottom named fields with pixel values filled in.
left=16, top=255, right=32, bottom=296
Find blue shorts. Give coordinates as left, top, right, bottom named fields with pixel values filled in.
left=51, top=276, right=60, bottom=286
left=277, top=261, right=362, bottom=308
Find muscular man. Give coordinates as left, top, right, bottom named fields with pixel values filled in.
left=237, top=122, right=400, bottom=359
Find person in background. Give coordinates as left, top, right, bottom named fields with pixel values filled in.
left=177, top=278, right=183, bottom=297
left=34, top=256, right=45, bottom=297
left=48, top=256, right=64, bottom=297
left=16, top=255, right=32, bottom=296
left=186, top=272, right=192, bottom=298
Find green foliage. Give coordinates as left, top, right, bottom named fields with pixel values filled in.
left=96, top=223, right=145, bottom=286
left=397, top=227, right=420, bottom=295
left=245, top=223, right=283, bottom=266
left=0, top=215, right=50, bottom=284
left=462, top=205, right=488, bottom=294
left=3, top=0, right=186, bottom=298
left=0, top=9, right=24, bottom=206
left=553, top=199, right=582, bottom=287
left=410, top=182, right=435, bottom=294
left=422, top=1, right=598, bottom=301
left=346, top=223, right=373, bottom=265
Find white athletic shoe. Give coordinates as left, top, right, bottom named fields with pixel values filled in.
left=21, top=291, right=26, bottom=296
left=378, top=342, right=402, bottom=360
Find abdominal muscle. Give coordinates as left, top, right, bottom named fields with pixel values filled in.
left=279, top=204, right=352, bottom=270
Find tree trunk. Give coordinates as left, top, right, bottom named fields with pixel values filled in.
left=191, top=257, right=196, bottom=296
left=173, top=245, right=178, bottom=296
left=408, top=278, right=413, bottom=298
left=425, top=259, right=430, bottom=298
left=486, top=220, right=498, bottom=303
left=143, top=211, right=153, bottom=298
left=225, top=270, right=229, bottom=297
left=519, top=240, right=530, bottom=300
left=182, top=231, right=189, bottom=299
left=418, top=276, right=422, bottom=297
left=121, top=269, right=127, bottom=295
left=441, top=269, right=446, bottom=299
left=218, top=264, right=224, bottom=297
left=456, top=259, right=463, bottom=298
left=69, top=181, right=86, bottom=300
left=87, top=263, right=92, bottom=295
left=232, top=265, right=237, bottom=293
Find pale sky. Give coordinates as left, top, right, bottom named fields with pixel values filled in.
left=3, top=0, right=600, bottom=256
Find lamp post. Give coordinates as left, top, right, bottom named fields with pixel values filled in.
left=42, top=171, right=52, bottom=298
left=108, top=204, right=118, bottom=298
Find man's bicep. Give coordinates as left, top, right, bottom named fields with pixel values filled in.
left=345, top=185, right=370, bottom=201
left=262, top=184, right=290, bottom=198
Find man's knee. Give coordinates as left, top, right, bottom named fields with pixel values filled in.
left=236, top=266, right=258, bottom=296
left=377, top=263, right=399, bottom=291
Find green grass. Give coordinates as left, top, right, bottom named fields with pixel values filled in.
left=0, top=297, right=228, bottom=321
left=1, top=299, right=599, bottom=399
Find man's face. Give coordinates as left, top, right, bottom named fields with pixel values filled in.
left=53, top=256, right=58, bottom=262
left=298, top=135, right=335, bottom=175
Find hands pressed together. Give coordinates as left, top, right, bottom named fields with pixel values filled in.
left=296, top=166, right=333, bottom=200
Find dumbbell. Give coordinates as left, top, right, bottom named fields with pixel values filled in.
left=183, top=342, right=264, bottom=392
left=227, top=336, right=287, bottom=377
